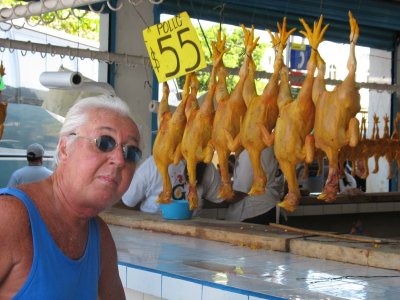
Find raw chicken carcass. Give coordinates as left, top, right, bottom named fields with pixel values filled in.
left=312, top=11, right=361, bottom=202
left=355, top=116, right=374, bottom=179
left=267, top=16, right=328, bottom=212
left=385, top=113, right=400, bottom=179
left=371, top=114, right=384, bottom=174
left=180, top=43, right=226, bottom=210
left=227, top=21, right=292, bottom=195
left=153, top=75, right=191, bottom=204
left=211, top=29, right=247, bottom=200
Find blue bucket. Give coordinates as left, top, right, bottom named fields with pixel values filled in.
left=160, top=200, right=192, bottom=220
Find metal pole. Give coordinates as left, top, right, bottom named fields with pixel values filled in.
left=0, top=38, right=149, bottom=66
left=0, top=0, right=106, bottom=22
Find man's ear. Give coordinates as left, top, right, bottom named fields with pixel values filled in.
left=58, top=136, right=69, bottom=162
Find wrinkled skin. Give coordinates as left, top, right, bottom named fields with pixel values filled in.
left=180, top=44, right=226, bottom=210
left=153, top=76, right=191, bottom=204
left=312, top=11, right=361, bottom=202
left=267, top=16, right=328, bottom=212
left=211, top=29, right=247, bottom=200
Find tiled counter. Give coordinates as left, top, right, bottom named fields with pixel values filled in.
left=111, top=225, right=400, bottom=300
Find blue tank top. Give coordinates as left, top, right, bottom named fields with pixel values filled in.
left=0, top=187, right=100, bottom=299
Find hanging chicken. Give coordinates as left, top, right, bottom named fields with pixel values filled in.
left=153, top=75, right=191, bottom=204
left=386, top=113, right=400, bottom=179
left=180, top=43, right=226, bottom=210
left=371, top=114, right=383, bottom=174
left=354, top=116, right=373, bottom=179
left=227, top=21, right=292, bottom=195
left=265, top=16, right=328, bottom=212
left=312, top=11, right=361, bottom=202
left=211, top=28, right=247, bottom=200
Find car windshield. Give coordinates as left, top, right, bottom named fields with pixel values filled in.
left=0, top=103, right=63, bottom=187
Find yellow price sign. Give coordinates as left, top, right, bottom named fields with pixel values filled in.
left=143, top=11, right=207, bottom=82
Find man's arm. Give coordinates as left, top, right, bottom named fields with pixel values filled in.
left=0, top=197, right=32, bottom=297
left=97, top=217, right=125, bottom=300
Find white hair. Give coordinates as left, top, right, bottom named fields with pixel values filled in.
left=54, top=95, right=135, bottom=166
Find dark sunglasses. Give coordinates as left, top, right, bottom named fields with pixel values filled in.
left=71, top=134, right=142, bottom=163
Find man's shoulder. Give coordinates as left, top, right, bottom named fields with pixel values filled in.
left=0, top=194, right=30, bottom=232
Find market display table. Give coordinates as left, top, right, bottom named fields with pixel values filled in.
left=101, top=207, right=400, bottom=271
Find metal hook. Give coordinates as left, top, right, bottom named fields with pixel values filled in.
left=71, top=8, right=88, bottom=19
left=0, top=22, right=12, bottom=32
left=10, top=19, right=25, bottom=30
left=13, top=3, right=28, bottom=18
left=25, top=16, right=41, bottom=27
left=54, top=10, right=71, bottom=21
left=41, top=0, right=58, bottom=10
left=40, top=13, right=56, bottom=25
left=0, top=7, right=14, bottom=19
left=88, top=3, right=105, bottom=13
left=107, top=0, right=123, bottom=12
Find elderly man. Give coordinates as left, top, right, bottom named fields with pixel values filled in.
left=7, top=143, right=53, bottom=187
left=0, top=95, right=141, bottom=299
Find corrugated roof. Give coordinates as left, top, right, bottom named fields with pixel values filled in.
left=159, top=0, right=400, bottom=51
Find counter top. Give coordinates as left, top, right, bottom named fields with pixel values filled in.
left=101, top=207, right=400, bottom=271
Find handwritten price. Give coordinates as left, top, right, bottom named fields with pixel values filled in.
left=143, top=12, right=206, bottom=82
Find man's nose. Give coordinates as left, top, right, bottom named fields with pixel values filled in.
left=109, top=145, right=125, bottom=166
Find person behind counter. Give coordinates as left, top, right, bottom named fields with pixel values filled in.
left=0, top=95, right=141, bottom=299
left=7, top=143, right=53, bottom=187
left=122, top=155, right=224, bottom=215
left=224, top=148, right=284, bottom=225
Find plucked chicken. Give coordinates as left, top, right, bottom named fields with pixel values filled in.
left=355, top=116, right=374, bottom=179
left=227, top=22, right=290, bottom=195
left=312, top=11, right=361, bottom=202
left=269, top=16, right=328, bottom=212
left=212, top=28, right=247, bottom=200
left=153, top=75, right=191, bottom=204
left=371, top=114, right=383, bottom=174
left=180, top=43, right=226, bottom=210
left=386, top=113, right=400, bottom=179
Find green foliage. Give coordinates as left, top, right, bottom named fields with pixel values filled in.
left=0, top=0, right=99, bottom=41
left=178, top=24, right=271, bottom=95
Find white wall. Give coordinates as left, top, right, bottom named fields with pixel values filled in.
left=114, top=1, right=154, bottom=158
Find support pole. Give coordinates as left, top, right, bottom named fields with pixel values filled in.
left=0, top=0, right=106, bottom=22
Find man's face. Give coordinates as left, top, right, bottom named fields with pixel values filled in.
left=59, top=108, right=141, bottom=215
